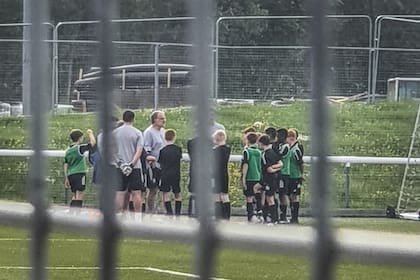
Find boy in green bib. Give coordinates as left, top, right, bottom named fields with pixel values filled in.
left=241, top=132, right=262, bottom=222
left=64, top=129, right=96, bottom=208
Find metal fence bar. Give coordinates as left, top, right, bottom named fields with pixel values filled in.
left=94, top=1, right=119, bottom=280
left=310, top=0, right=336, bottom=279
left=28, top=0, right=50, bottom=279
left=154, top=44, right=160, bottom=110
left=3, top=149, right=420, bottom=165
left=188, top=0, right=218, bottom=279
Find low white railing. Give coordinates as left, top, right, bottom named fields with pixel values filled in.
left=1, top=149, right=420, bottom=165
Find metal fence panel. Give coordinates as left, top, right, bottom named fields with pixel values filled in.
left=372, top=16, right=420, bottom=99
left=214, top=15, right=372, bottom=100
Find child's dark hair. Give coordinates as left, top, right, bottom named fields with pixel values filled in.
left=246, top=132, right=258, bottom=145
left=276, top=128, right=288, bottom=143
left=258, top=134, right=271, bottom=146
left=70, top=129, right=83, bottom=142
left=165, top=129, right=176, bottom=141
left=122, top=110, right=135, bottom=122
left=264, top=127, right=276, bottom=142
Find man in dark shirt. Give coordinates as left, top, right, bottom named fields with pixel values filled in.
left=158, top=129, right=182, bottom=216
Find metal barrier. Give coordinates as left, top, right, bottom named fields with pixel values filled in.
left=53, top=17, right=195, bottom=110
left=372, top=15, right=420, bottom=102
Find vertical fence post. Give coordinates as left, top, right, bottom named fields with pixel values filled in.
left=122, top=69, right=126, bottom=90
left=28, top=0, right=50, bottom=279
left=154, top=44, right=160, bottom=110
left=310, top=0, right=336, bottom=279
left=95, top=1, right=119, bottom=280
left=22, top=0, right=31, bottom=115
left=53, top=24, right=60, bottom=107
left=188, top=0, right=218, bottom=279
left=214, top=18, right=221, bottom=100
left=344, top=162, right=351, bottom=208
left=52, top=26, right=58, bottom=109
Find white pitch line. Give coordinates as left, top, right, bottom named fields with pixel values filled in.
left=140, top=267, right=231, bottom=280
left=0, top=266, right=230, bottom=280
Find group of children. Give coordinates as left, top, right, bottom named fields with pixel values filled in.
left=241, top=127, right=304, bottom=224
left=63, top=116, right=303, bottom=224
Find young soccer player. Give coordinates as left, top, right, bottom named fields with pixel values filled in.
left=264, top=127, right=277, bottom=144
left=158, top=129, right=183, bottom=216
left=212, top=129, right=232, bottom=220
left=293, top=128, right=305, bottom=174
left=263, top=127, right=278, bottom=219
left=242, top=126, right=256, bottom=145
left=64, top=128, right=96, bottom=208
left=241, top=132, right=262, bottom=222
left=258, top=134, right=283, bottom=224
left=287, top=128, right=304, bottom=224
left=276, top=128, right=291, bottom=223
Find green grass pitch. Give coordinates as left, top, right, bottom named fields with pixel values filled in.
left=0, top=218, right=419, bottom=280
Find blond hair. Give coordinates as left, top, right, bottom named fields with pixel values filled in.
left=213, top=129, right=227, bottom=143
left=287, top=128, right=297, bottom=138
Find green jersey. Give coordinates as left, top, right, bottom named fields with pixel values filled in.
left=289, top=142, right=303, bottom=179
left=64, top=144, right=90, bottom=176
left=242, top=144, right=262, bottom=181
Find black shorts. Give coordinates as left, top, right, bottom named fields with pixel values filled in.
left=146, top=166, right=161, bottom=189
left=263, top=182, right=277, bottom=196
left=278, top=175, right=289, bottom=196
left=118, top=168, right=145, bottom=192
left=243, top=181, right=259, bottom=197
left=288, top=178, right=302, bottom=196
left=212, top=179, right=229, bottom=194
left=68, top=173, right=86, bottom=193
left=160, top=176, right=181, bottom=194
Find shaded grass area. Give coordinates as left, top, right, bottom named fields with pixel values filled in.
left=0, top=101, right=419, bottom=209
left=1, top=218, right=420, bottom=280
